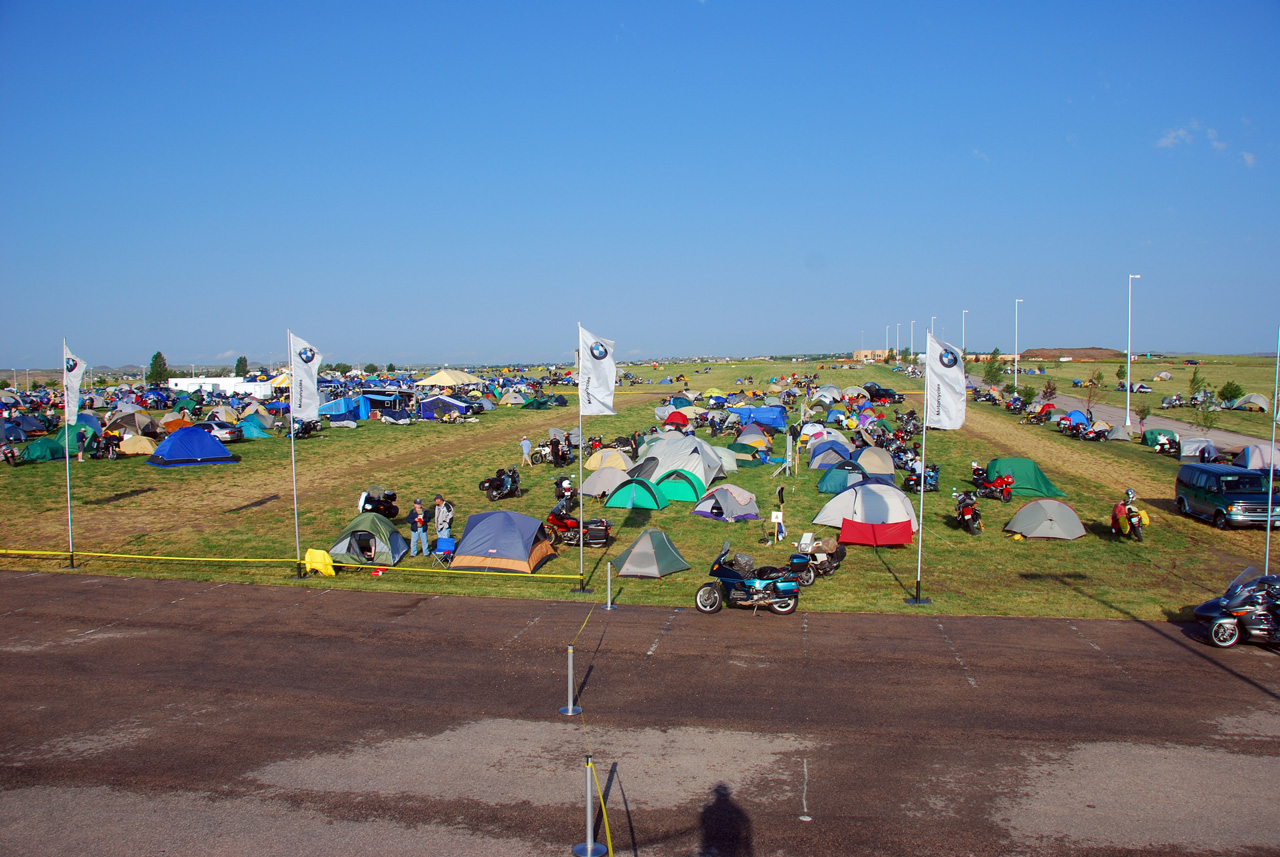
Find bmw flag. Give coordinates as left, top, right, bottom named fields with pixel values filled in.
left=62, top=340, right=87, bottom=431
left=578, top=325, right=617, bottom=416
left=288, top=331, right=323, bottom=422
left=925, top=332, right=966, bottom=430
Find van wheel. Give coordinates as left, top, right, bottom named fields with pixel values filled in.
left=1214, top=512, right=1228, bottom=530
left=1176, top=497, right=1189, bottom=516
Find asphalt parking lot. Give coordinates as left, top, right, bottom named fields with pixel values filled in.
left=3, top=570, right=1279, bottom=856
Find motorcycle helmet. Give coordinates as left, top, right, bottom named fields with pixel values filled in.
left=971, top=461, right=979, bottom=468
left=1124, top=488, right=1136, bottom=503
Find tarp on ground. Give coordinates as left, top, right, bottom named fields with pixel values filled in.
left=985, top=457, right=1067, bottom=497
left=614, top=529, right=690, bottom=578
left=691, top=486, right=761, bottom=522
left=813, top=482, right=919, bottom=530
left=838, top=518, right=914, bottom=547
left=147, top=426, right=236, bottom=467
left=604, top=478, right=670, bottom=510
left=450, top=510, right=555, bottom=573
left=1004, top=499, right=1086, bottom=539
left=1235, top=445, right=1276, bottom=471
left=655, top=468, right=706, bottom=502
left=329, top=512, right=409, bottom=566
left=726, top=406, right=787, bottom=429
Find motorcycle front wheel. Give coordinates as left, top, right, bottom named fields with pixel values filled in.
left=1209, top=619, right=1240, bottom=648
left=797, top=568, right=816, bottom=587
left=769, top=597, right=798, bottom=615
left=694, top=583, right=722, bottom=614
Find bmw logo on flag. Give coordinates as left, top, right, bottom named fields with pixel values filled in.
left=297, top=346, right=316, bottom=364
left=939, top=348, right=959, bottom=369
left=65, top=357, right=78, bottom=372
left=590, top=341, right=609, bottom=361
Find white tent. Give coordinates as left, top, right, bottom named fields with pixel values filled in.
left=630, top=435, right=725, bottom=487
left=1232, top=393, right=1269, bottom=412
left=813, top=483, right=918, bottom=530
left=417, top=368, right=483, bottom=387
left=1179, top=437, right=1220, bottom=461
left=1235, top=445, right=1276, bottom=471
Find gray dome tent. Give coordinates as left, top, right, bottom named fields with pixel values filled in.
left=1004, top=500, right=1086, bottom=540
left=614, top=529, right=691, bottom=578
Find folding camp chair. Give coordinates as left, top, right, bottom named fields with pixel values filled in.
left=430, top=537, right=455, bottom=568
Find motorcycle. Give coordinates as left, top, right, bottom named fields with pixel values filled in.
left=545, top=495, right=613, bottom=547
left=1194, top=567, right=1280, bottom=648
left=695, top=541, right=801, bottom=615
left=1081, top=426, right=1111, bottom=442
left=1, top=442, right=18, bottom=467
left=1111, top=501, right=1149, bottom=542
left=357, top=486, right=399, bottom=520
left=787, top=534, right=846, bottom=586
left=970, top=463, right=1015, bottom=503
left=1005, top=397, right=1026, bottom=415
left=1152, top=435, right=1181, bottom=457
left=479, top=466, right=522, bottom=501
left=288, top=419, right=323, bottom=439
left=903, top=464, right=940, bottom=494
left=953, top=490, right=984, bottom=535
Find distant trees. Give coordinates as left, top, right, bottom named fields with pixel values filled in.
left=1115, top=363, right=1127, bottom=382
left=1218, top=381, right=1245, bottom=403
left=386, top=362, right=397, bottom=372
left=883, top=349, right=896, bottom=365
left=146, top=352, right=170, bottom=385
left=234, top=356, right=248, bottom=376
left=363, top=363, right=378, bottom=375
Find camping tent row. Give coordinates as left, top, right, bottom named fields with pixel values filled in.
left=328, top=509, right=555, bottom=573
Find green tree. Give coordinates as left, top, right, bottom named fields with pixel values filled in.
left=981, top=349, right=1003, bottom=387
left=1002, top=382, right=1017, bottom=397
left=1191, top=402, right=1220, bottom=432
left=1188, top=367, right=1209, bottom=399
left=883, top=348, right=896, bottom=365
left=363, top=363, right=378, bottom=375
left=332, top=362, right=353, bottom=375
left=900, top=347, right=912, bottom=364
left=234, top=356, right=248, bottom=376
left=1085, top=369, right=1105, bottom=412
left=146, top=351, right=170, bottom=385
left=1136, top=403, right=1152, bottom=424
left=1040, top=379, right=1058, bottom=403
left=1115, top=363, right=1128, bottom=382
left=386, top=362, right=397, bottom=372
left=1218, top=381, right=1245, bottom=403
left=1018, top=384, right=1037, bottom=402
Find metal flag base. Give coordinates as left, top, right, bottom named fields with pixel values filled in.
left=572, top=843, right=606, bottom=857
left=559, top=705, right=583, bottom=716
left=905, top=580, right=930, bottom=606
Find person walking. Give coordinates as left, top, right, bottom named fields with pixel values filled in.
left=433, top=494, right=454, bottom=544
left=406, top=498, right=430, bottom=557
left=520, top=435, right=532, bottom=466
left=76, top=427, right=87, bottom=463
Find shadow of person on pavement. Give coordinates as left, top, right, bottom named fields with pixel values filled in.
left=699, top=783, right=753, bottom=857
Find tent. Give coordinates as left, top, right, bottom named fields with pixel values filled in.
left=1105, top=425, right=1132, bottom=442
left=984, top=458, right=1067, bottom=498
left=207, top=405, right=240, bottom=423
left=1142, top=428, right=1178, bottom=448
left=1235, top=445, right=1276, bottom=471
left=711, top=446, right=739, bottom=474
left=418, top=368, right=483, bottom=387
left=236, top=419, right=272, bottom=439
left=628, top=435, right=725, bottom=487
left=119, top=435, right=158, bottom=456
left=692, top=486, right=761, bottom=522
left=329, top=512, right=409, bottom=566
left=1232, top=393, right=1270, bottom=412
left=326, top=408, right=360, bottom=429
left=614, top=529, right=691, bottom=578
left=808, top=439, right=853, bottom=470
left=417, top=394, right=472, bottom=420
left=581, top=466, right=629, bottom=498
left=104, top=410, right=160, bottom=438
left=1179, top=437, right=1220, bottom=462
left=147, top=426, right=237, bottom=467
left=1061, top=409, right=1089, bottom=426
left=850, top=447, right=895, bottom=476
left=655, top=468, right=707, bottom=502
left=816, top=467, right=894, bottom=494
left=585, top=448, right=633, bottom=471
left=499, top=390, right=526, bottom=406
left=726, top=406, right=787, bottom=429
left=1004, top=500, right=1086, bottom=540
left=604, top=478, right=670, bottom=510
left=663, top=411, right=689, bottom=429
left=450, top=510, right=555, bottom=573
left=813, top=482, right=919, bottom=531
left=838, top=518, right=914, bottom=547
left=1153, top=371, right=1173, bottom=381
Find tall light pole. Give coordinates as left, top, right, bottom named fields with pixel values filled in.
left=895, top=323, right=900, bottom=357
left=860, top=330, right=864, bottom=358
left=962, top=309, right=969, bottom=354
left=910, top=320, right=915, bottom=359
left=1125, top=274, right=1141, bottom=425
left=885, top=325, right=889, bottom=357
left=930, top=316, right=936, bottom=336
left=1014, top=299, right=1024, bottom=382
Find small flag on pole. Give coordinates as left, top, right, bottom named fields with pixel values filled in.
left=578, top=325, right=616, bottom=416
left=62, top=341, right=87, bottom=431
left=925, top=332, right=966, bottom=430
left=288, top=332, right=323, bottom=422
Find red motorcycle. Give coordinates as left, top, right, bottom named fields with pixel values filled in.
left=545, top=494, right=613, bottom=547
left=953, top=490, right=984, bottom=535
left=970, top=462, right=1015, bottom=503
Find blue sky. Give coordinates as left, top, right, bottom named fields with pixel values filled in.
left=2, top=2, right=1276, bottom=369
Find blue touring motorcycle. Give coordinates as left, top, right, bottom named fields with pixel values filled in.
left=695, top=541, right=801, bottom=615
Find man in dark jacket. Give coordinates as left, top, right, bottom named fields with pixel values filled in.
left=407, top=499, right=429, bottom=557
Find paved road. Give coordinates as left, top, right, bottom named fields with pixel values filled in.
left=3, top=571, right=1280, bottom=856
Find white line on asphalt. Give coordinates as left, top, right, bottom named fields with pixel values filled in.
left=1067, top=622, right=1130, bottom=677
left=646, top=609, right=681, bottom=656
left=936, top=620, right=977, bottom=688
left=499, top=612, right=543, bottom=649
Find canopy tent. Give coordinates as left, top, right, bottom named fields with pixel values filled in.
left=1179, top=437, right=1220, bottom=462
left=814, top=482, right=919, bottom=531
left=655, top=468, right=707, bottom=502
left=450, top=510, right=555, bottom=573
left=585, top=447, right=634, bottom=471
left=1235, top=445, right=1276, bottom=471
left=1232, top=393, right=1270, bottom=412
left=1004, top=499, right=1086, bottom=540
left=613, top=529, right=691, bottom=578
left=984, top=457, right=1067, bottom=497
left=329, top=512, right=409, bottom=566
left=691, top=486, right=761, bottom=522
left=147, top=426, right=236, bottom=467
left=417, top=368, right=483, bottom=387
left=581, top=466, right=629, bottom=498
left=604, top=478, right=670, bottom=510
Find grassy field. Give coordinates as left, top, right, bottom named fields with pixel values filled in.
left=1011, top=355, right=1279, bottom=439
left=2, top=358, right=1275, bottom=622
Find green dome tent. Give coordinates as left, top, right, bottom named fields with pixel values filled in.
left=654, top=469, right=706, bottom=502
left=614, top=529, right=691, bottom=578
left=604, top=478, right=670, bottom=510
left=329, top=512, right=409, bottom=566
left=20, top=424, right=99, bottom=463
left=985, top=457, right=1067, bottom=498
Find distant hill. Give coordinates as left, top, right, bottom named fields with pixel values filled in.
left=1021, top=347, right=1125, bottom=361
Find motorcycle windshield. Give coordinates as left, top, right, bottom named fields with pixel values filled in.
left=1225, top=566, right=1264, bottom=600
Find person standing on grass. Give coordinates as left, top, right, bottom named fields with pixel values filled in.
left=406, top=499, right=429, bottom=557
left=433, top=494, right=454, bottom=545
left=520, top=435, right=532, bottom=466
left=76, top=427, right=87, bottom=463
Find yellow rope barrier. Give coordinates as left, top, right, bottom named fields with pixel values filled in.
left=588, top=758, right=614, bottom=857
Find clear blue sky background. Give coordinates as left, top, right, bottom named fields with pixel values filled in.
left=2, top=2, right=1276, bottom=369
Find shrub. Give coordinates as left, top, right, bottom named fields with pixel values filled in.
left=1218, top=381, right=1245, bottom=402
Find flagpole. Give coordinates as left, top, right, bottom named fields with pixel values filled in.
left=909, top=336, right=933, bottom=605
left=1265, top=324, right=1278, bottom=576
left=63, top=340, right=76, bottom=569
left=576, top=323, right=587, bottom=593
left=288, top=329, right=302, bottom=574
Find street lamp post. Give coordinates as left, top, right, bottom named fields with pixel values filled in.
left=962, top=309, right=968, bottom=354
left=910, top=320, right=915, bottom=359
left=885, top=325, right=889, bottom=358
left=860, top=330, right=864, bottom=359
left=1126, top=274, right=1141, bottom=426
left=895, top=323, right=900, bottom=357
left=930, top=315, right=936, bottom=336
left=1014, top=299, right=1023, bottom=382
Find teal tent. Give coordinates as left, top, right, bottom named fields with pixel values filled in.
left=1142, top=428, right=1178, bottom=448
left=20, top=424, right=98, bottom=463
left=985, top=457, right=1067, bottom=498
left=329, top=512, right=409, bottom=566
left=236, top=419, right=272, bottom=439
left=614, top=529, right=690, bottom=578
left=604, top=478, right=670, bottom=510
left=655, top=469, right=706, bottom=502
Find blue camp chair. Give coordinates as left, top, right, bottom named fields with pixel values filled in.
left=431, top=537, right=456, bottom=569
